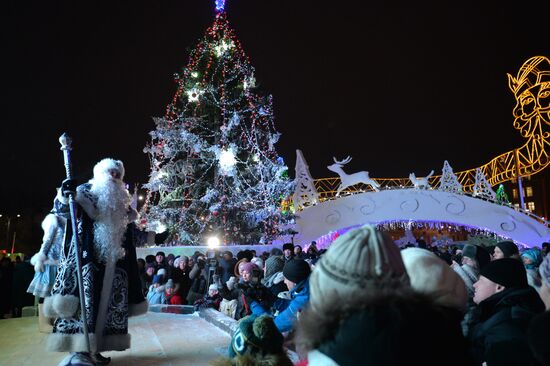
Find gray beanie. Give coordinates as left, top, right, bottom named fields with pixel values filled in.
left=265, top=255, right=285, bottom=279
left=309, top=225, right=408, bottom=311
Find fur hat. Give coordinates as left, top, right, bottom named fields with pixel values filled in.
left=521, top=248, right=543, bottom=269
left=462, top=244, right=491, bottom=270
left=157, top=268, right=167, bottom=278
left=229, top=315, right=285, bottom=358
left=538, top=253, right=550, bottom=288
left=282, top=243, right=294, bottom=252
left=93, top=158, right=125, bottom=180
left=283, top=259, right=311, bottom=284
left=265, top=255, right=285, bottom=279
left=496, top=241, right=519, bottom=258
left=309, top=225, right=408, bottom=311
left=480, top=258, right=528, bottom=288
left=401, top=248, right=468, bottom=311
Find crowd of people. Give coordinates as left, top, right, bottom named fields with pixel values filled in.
left=134, top=236, right=550, bottom=366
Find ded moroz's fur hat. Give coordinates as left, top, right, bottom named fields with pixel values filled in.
left=93, top=158, right=125, bottom=180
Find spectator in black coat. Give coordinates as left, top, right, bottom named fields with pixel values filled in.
left=470, top=258, right=545, bottom=365
left=219, top=251, right=237, bottom=283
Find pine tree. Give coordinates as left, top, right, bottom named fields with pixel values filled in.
left=142, top=2, right=293, bottom=245
left=439, top=160, right=463, bottom=194
left=472, top=168, right=496, bottom=200
left=495, top=184, right=510, bottom=205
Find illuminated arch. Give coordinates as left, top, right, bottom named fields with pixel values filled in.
left=311, top=56, right=550, bottom=199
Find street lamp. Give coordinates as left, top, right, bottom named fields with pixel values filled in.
left=1, top=215, right=21, bottom=253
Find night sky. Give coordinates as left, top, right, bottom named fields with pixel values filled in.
left=2, top=0, right=549, bottom=215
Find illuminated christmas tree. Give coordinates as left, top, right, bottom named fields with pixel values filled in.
left=495, top=184, right=510, bottom=205
left=142, top=0, right=293, bottom=245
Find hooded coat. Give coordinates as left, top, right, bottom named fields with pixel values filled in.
left=296, top=287, right=474, bottom=366
left=43, top=184, right=147, bottom=353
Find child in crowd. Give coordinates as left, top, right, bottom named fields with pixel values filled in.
left=146, top=274, right=165, bottom=305
left=194, top=284, right=222, bottom=311
left=164, top=279, right=183, bottom=305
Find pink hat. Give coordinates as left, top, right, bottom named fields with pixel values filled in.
left=240, top=262, right=258, bottom=274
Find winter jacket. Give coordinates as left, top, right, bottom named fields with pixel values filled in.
left=164, top=292, right=183, bottom=305
left=528, top=310, right=550, bottom=366
left=469, top=286, right=545, bottom=366
left=251, top=278, right=310, bottom=333
left=219, top=257, right=237, bottom=283
left=218, top=279, right=253, bottom=320
left=172, top=267, right=192, bottom=300
left=147, top=285, right=165, bottom=304
left=186, top=263, right=207, bottom=304
left=296, top=287, right=474, bottom=366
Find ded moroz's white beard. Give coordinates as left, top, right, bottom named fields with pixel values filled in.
left=89, top=174, right=131, bottom=263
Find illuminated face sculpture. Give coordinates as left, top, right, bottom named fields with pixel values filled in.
left=508, top=56, right=550, bottom=137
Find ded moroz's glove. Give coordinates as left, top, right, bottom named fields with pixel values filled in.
left=61, top=178, right=78, bottom=198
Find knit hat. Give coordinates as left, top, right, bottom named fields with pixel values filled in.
left=309, top=225, right=408, bottom=311
left=240, top=261, right=258, bottom=275
left=283, top=259, right=311, bottom=283
left=265, top=255, right=285, bottom=279
left=480, top=258, right=528, bottom=288
left=165, top=279, right=174, bottom=289
left=538, top=253, right=550, bottom=288
left=401, top=248, right=468, bottom=311
left=270, top=248, right=283, bottom=256
left=462, top=244, right=491, bottom=270
left=209, top=283, right=218, bottom=292
left=229, top=315, right=284, bottom=358
left=496, top=241, right=519, bottom=258
left=282, top=243, right=294, bottom=252
left=251, top=257, right=264, bottom=270
left=152, top=274, right=162, bottom=284
left=157, top=268, right=166, bottom=278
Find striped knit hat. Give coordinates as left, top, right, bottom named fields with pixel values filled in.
left=309, top=225, right=408, bottom=311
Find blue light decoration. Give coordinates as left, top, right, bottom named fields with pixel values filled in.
left=215, top=0, right=226, bottom=12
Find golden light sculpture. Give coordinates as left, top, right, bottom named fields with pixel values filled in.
left=314, top=56, right=550, bottom=200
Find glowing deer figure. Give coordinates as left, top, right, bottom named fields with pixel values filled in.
left=327, top=156, right=381, bottom=195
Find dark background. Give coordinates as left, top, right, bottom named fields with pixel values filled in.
left=1, top=0, right=548, bottom=253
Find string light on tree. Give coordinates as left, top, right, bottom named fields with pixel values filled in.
left=214, top=39, right=234, bottom=57
left=141, top=0, right=294, bottom=245
left=243, top=74, right=256, bottom=89
left=219, top=147, right=237, bottom=175
left=186, top=87, right=204, bottom=102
